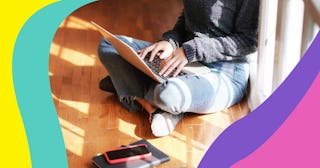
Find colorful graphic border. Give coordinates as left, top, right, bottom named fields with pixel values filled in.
left=4, top=0, right=320, bottom=167
left=200, top=32, right=320, bottom=167
left=12, top=1, right=94, bottom=167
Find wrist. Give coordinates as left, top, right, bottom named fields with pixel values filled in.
left=182, top=41, right=196, bottom=62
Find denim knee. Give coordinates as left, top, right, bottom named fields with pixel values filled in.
left=97, top=38, right=120, bottom=65
left=153, top=79, right=190, bottom=114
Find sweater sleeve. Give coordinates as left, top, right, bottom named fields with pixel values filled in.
left=161, top=11, right=186, bottom=50
left=183, top=0, right=260, bottom=63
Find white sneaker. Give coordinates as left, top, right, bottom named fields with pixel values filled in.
left=150, top=109, right=184, bottom=137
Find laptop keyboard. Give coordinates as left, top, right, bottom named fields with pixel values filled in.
left=143, top=53, right=186, bottom=80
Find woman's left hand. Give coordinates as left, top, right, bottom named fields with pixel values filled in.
left=159, top=47, right=188, bottom=77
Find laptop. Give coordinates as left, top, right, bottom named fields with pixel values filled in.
left=91, top=21, right=210, bottom=83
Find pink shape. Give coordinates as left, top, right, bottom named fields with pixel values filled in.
left=232, top=73, right=320, bottom=168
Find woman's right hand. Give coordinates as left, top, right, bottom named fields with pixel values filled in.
left=138, top=41, right=174, bottom=62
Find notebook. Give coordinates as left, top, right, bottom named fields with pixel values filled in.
left=91, top=21, right=210, bottom=83
left=92, top=139, right=170, bottom=168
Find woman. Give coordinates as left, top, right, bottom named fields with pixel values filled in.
left=98, top=0, right=260, bottom=137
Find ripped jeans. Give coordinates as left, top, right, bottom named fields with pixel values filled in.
left=98, top=36, right=249, bottom=114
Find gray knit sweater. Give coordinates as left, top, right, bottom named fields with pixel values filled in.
left=162, top=0, right=260, bottom=63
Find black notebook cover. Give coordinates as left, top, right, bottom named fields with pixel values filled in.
left=92, top=139, right=170, bottom=168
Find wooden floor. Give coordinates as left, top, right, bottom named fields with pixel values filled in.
left=49, top=1, right=250, bottom=167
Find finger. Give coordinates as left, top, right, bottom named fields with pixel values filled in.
left=141, top=46, right=154, bottom=58
left=159, top=57, right=176, bottom=76
left=159, top=55, right=173, bottom=70
left=140, top=45, right=155, bottom=59
left=159, top=56, right=173, bottom=73
left=149, top=44, right=163, bottom=62
left=164, top=61, right=180, bottom=77
left=159, top=48, right=172, bottom=60
left=173, top=62, right=186, bottom=77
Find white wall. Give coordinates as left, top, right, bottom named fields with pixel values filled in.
left=248, top=0, right=319, bottom=110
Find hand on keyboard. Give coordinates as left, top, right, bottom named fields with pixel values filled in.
left=138, top=41, right=173, bottom=62
left=139, top=41, right=187, bottom=78
left=159, top=48, right=188, bottom=77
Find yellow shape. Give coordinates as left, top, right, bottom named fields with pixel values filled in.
left=0, top=1, right=57, bottom=167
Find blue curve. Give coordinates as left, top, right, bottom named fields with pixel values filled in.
left=12, top=0, right=95, bottom=167
left=199, top=32, right=320, bottom=168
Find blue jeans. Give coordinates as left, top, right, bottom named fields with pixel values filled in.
left=98, top=36, right=249, bottom=114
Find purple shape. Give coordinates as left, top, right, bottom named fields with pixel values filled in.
left=232, top=74, right=320, bottom=167
left=199, top=32, right=320, bottom=168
